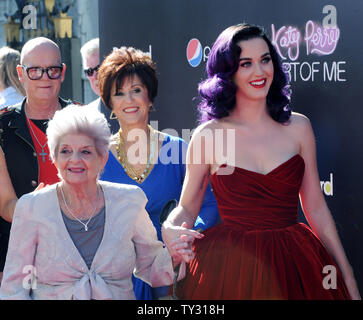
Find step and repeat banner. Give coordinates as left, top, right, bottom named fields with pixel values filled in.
left=99, top=0, right=363, bottom=292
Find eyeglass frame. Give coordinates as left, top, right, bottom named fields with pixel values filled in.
left=84, top=64, right=100, bottom=77
left=21, top=64, right=64, bottom=80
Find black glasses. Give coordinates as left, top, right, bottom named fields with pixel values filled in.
left=22, top=65, right=64, bottom=80
left=84, top=64, right=100, bottom=77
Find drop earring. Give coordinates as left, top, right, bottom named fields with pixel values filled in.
left=110, top=111, right=117, bottom=120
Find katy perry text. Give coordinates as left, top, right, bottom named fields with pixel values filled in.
left=271, top=20, right=345, bottom=83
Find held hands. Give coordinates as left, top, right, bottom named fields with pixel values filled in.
left=162, top=221, right=204, bottom=265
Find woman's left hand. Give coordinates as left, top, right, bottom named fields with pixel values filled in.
left=163, top=222, right=203, bottom=265
left=168, top=234, right=196, bottom=267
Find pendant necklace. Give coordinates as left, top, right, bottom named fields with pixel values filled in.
left=25, top=108, right=49, bottom=163
left=60, top=184, right=100, bottom=231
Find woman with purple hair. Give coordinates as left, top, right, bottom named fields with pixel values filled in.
left=161, top=23, right=360, bottom=299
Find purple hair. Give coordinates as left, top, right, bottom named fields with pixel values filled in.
left=198, top=23, right=291, bottom=123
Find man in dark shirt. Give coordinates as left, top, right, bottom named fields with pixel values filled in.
left=0, top=37, right=76, bottom=281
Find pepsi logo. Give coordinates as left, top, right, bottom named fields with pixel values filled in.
left=186, top=38, right=203, bottom=67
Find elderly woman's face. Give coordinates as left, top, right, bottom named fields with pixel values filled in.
left=54, top=133, right=107, bottom=186
left=109, top=75, right=152, bottom=128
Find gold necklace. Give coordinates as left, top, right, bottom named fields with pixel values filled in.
left=116, top=125, right=157, bottom=183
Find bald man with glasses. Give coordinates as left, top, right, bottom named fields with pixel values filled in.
left=0, top=37, right=78, bottom=280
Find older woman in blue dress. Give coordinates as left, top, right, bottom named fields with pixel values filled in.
left=0, top=105, right=189, bottom=300
left=97, top=46, right=220, bottom=299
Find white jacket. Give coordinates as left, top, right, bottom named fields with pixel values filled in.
left=0, top=181, right=182, bottom=300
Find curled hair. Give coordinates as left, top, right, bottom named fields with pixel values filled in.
left=98, top=46, right=158, bottom=110
left=46, top=105, right=111, bottom=161
left=0, top=46, right=25, bottom=96
left=198, top=23, right=291, bottom=123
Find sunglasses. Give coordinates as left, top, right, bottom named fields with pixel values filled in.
left=84, top=64, right=100, bottom=77
left=22, top=65, right=64, bottom=80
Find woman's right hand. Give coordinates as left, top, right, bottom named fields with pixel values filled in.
left=162, top=221, right=204, bottom=263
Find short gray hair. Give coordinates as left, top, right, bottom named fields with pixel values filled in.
left=46, top=104, right=111, bottom=161
left=80, top=38, right=99, bottom=67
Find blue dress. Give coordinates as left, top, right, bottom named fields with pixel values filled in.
left=100, top=133, right=220, bottom=300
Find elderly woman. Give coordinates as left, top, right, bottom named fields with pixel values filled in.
left=97, top=46, right=220, bottom=299
left=0, top=105, right=189, bottom=300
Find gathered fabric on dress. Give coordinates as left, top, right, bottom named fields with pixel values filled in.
left=175, top=154, right=350, bottom=300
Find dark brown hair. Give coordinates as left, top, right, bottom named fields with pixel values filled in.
left=98, top=46, right=158, bottom=110
left=198, top=23, right=291, bottom=123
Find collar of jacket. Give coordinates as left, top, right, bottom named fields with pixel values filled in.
left=8, top=97, right=70, bottom=147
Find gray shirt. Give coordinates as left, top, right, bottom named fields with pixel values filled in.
left=61, top=207, right=105, bottom=269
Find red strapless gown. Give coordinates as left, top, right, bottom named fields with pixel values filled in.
left=176, top=154, right=350, bottom=299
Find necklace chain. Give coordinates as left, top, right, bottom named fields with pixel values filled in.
left=25, top=107, right=49, bottom=163
left=24, top=103, right=60, bottom=163
left=116, top=125, right=157, bottom=183
left=59, top=184, right=100, bottom=232
left=25, top=116, right=48, bottom=149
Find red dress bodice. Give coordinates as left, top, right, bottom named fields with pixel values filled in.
left=176, top=155, right=350, bottom=300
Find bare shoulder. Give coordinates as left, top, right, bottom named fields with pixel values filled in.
left=286, top=112, right=316, bottom=151
left=191, top=119, right=225, bottom=137
left=290, top=112, right=311, bottom=125
left=287, top=112, right=313, bottom=134
left=187, top=120, right=219, bottom=166
left=193, top=119, right=217, bottom=132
